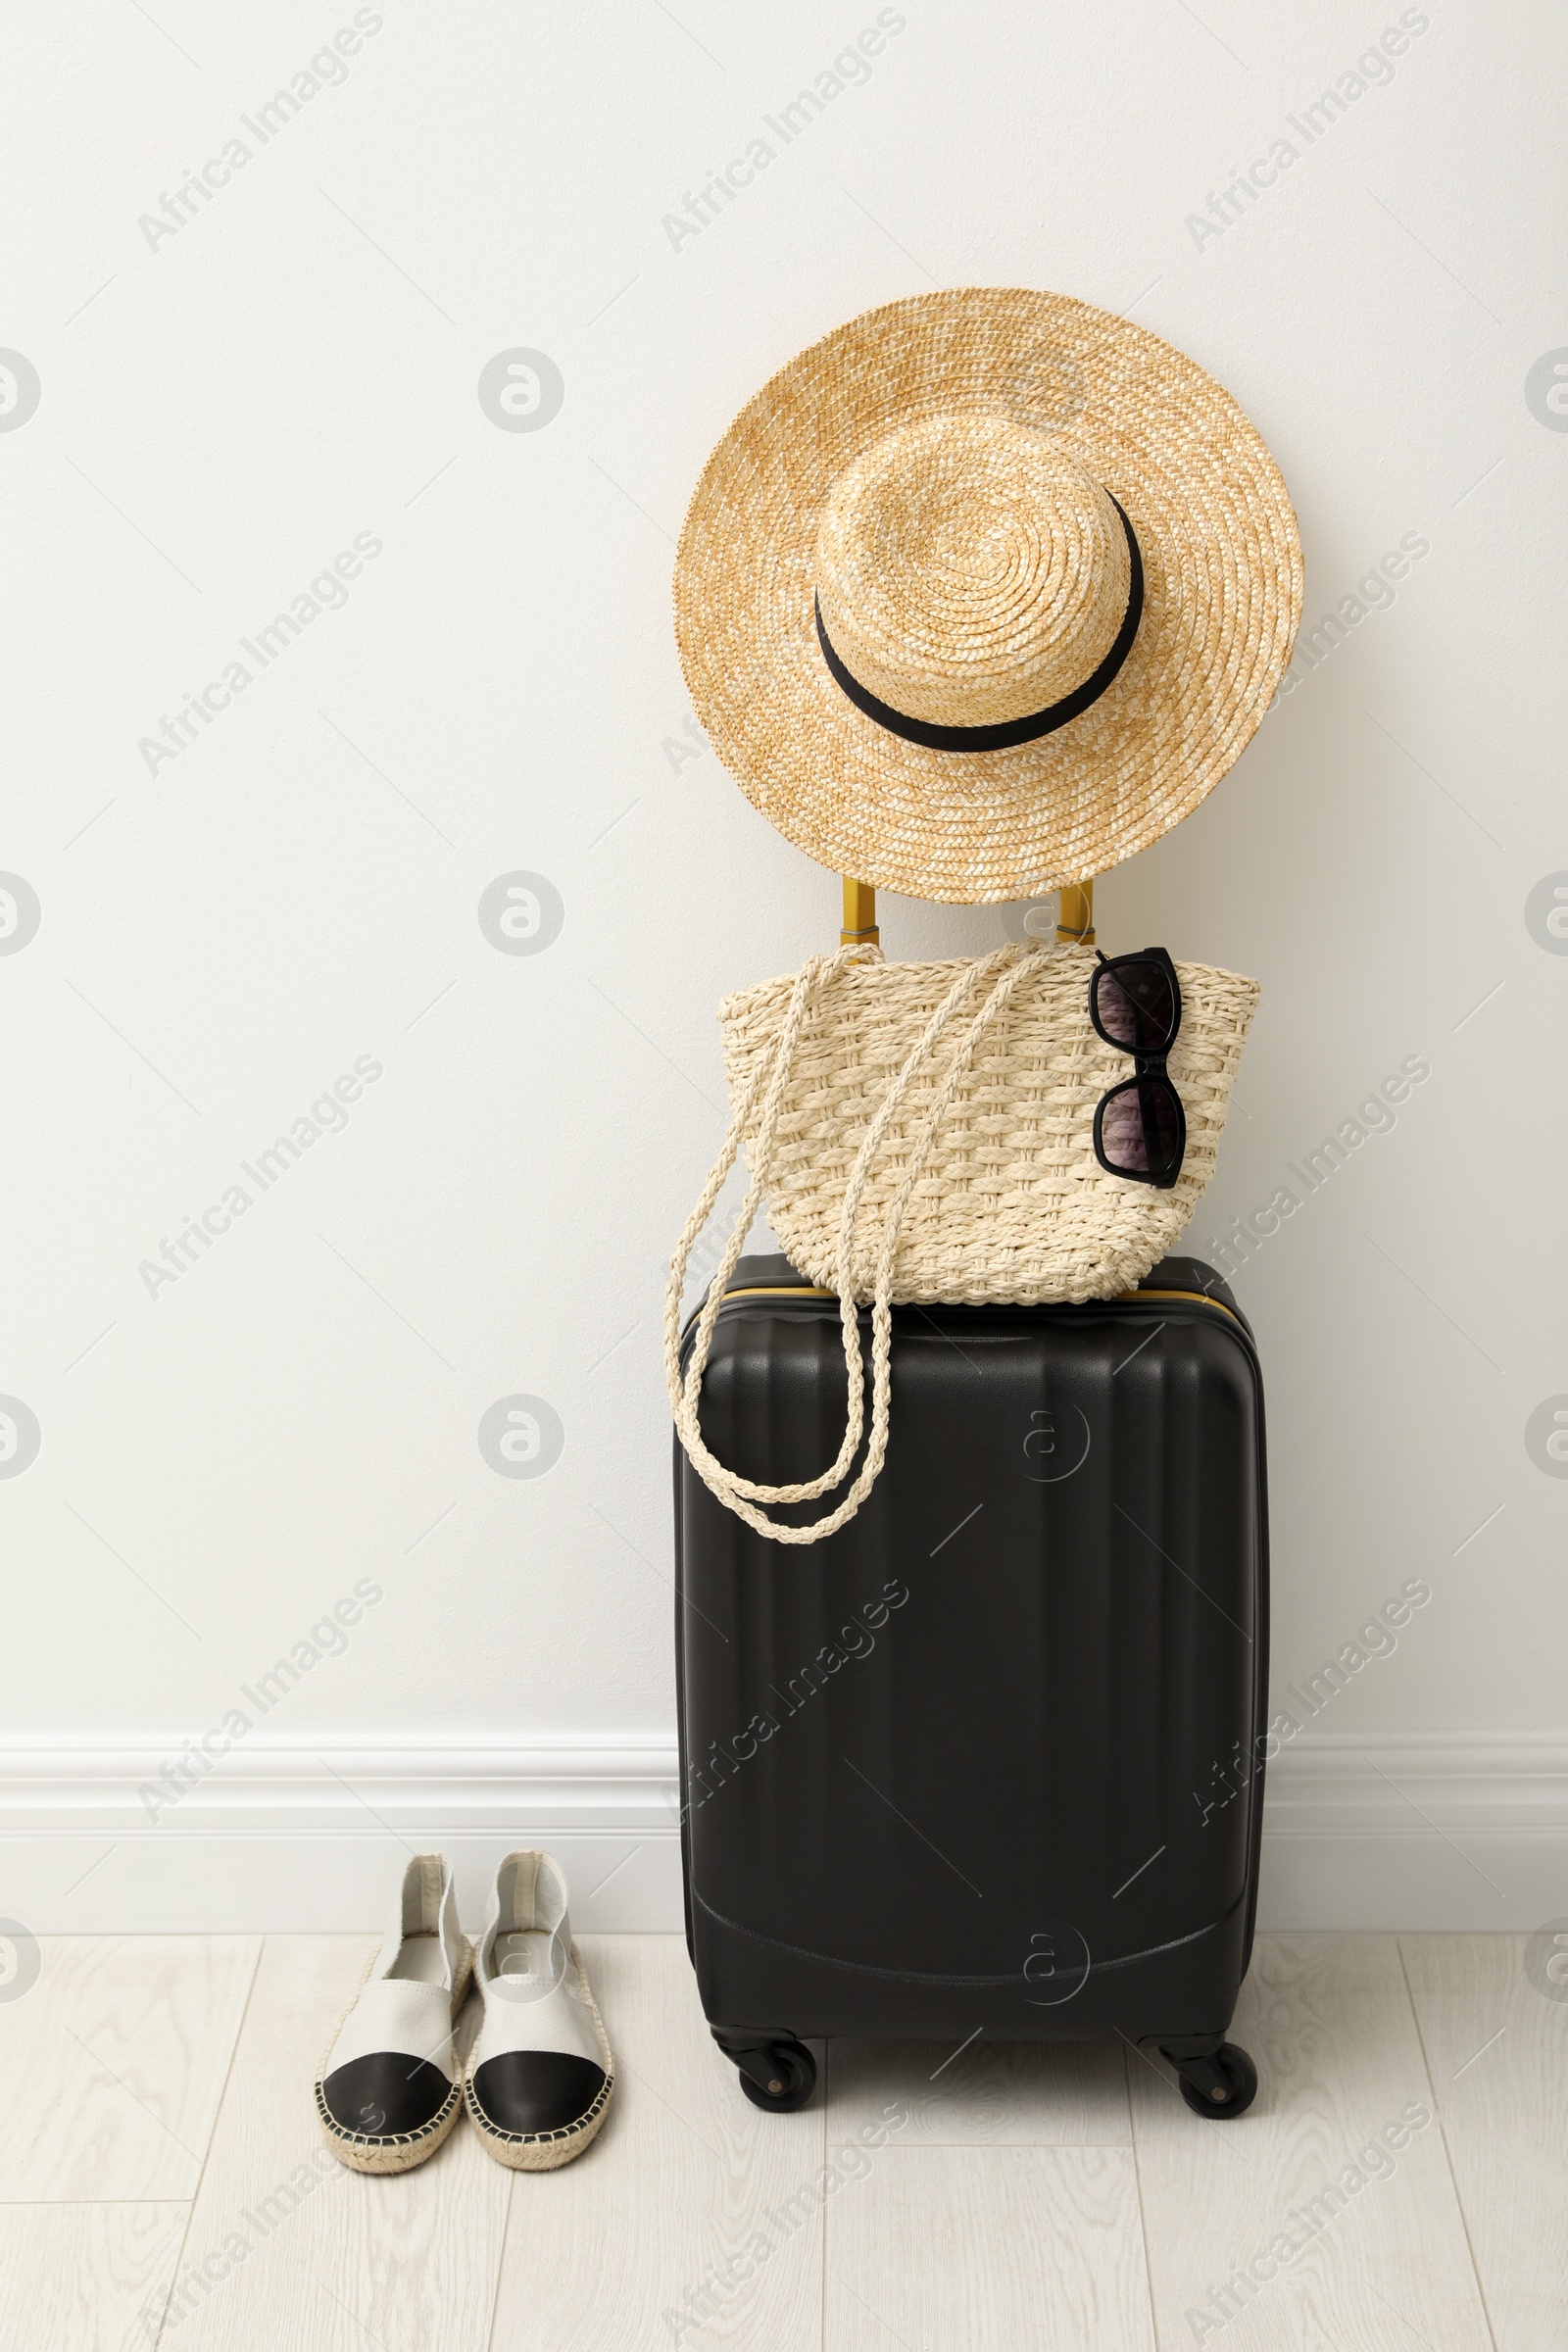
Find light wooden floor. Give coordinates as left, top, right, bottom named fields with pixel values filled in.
left=0, top=1933, right=1562, bottom=2350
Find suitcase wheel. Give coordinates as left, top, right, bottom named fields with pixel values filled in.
left=737, top=2038, right=816, bottom=2113
left=711, top=2029, right=818, bottom=2113
left=1175, top=2041, right=1258, bottom=2119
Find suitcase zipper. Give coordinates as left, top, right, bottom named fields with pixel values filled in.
left=715, top=1283, right=1241, bottom=1326
left=1122, top=1288, right=1241, bottom=1326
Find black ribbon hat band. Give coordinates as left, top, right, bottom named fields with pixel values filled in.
left=814, top=492, right=1144, bottom=755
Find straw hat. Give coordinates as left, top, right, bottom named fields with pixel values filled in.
left=672, top=287, right=1301, bottom=905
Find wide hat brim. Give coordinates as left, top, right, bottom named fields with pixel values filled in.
left=673, top=287, right=1302, bottom=905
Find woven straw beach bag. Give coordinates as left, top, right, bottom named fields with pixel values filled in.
left=665, top=939, right=1257, bottom=1545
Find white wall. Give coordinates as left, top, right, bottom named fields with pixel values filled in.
left=2, top=0, right=1563, bottom=1933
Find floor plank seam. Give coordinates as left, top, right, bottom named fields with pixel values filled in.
left=151, top=1935, right=263, bottom=2352
left=820, top=2038, right=829, bottom=2352
left=1123, top=2043, right=1164, bottom=2352
left=482, top=2168, right=515, bottom=2352
left=0, top=2196, right=201, bottom=2207
left=1396, top=1933, right=1504, bottom=2352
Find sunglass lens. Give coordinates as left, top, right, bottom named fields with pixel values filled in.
left=1099, top=1079, right=1182, bottom=1179
left=1095, top=958, right=1176, bottom=1051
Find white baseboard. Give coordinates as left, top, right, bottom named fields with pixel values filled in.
left=0, top=1740, right=683, bottom=1935
left=2, top=1733, right=1564, bottom=1935
left=1259, top=1733, right=1568, bottom=1931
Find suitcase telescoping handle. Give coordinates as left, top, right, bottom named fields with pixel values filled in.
left=840, top=877, right=879, bottom=946
left=1057, top=880, right=1095, bottom=946
left=839, top=876, right=1096, bottom=947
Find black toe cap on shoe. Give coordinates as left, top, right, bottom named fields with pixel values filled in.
left=471, top=2050, right=606, bottom=2137
left=321, top=2052, right=452, bottom=2139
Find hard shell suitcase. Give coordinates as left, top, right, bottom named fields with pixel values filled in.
left=673, top=1251, right=1269, bottom=2118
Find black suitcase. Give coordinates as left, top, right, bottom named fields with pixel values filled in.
left=672, top=1251, right=1269, bottom=2118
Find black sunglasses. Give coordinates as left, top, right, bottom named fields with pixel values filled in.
left=1088, top=947, right=1186, bottom=1189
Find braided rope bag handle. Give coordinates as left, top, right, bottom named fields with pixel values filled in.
left=664, top=942, right=1036, bottom=1544
left=663, top=947, right=872, bottom=1509
left=663, top=944, right=1004, bottom=1516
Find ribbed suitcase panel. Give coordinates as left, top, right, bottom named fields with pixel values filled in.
left=677, top=1281, right=1264, bottom=2039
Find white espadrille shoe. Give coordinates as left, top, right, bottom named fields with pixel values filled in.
left=464, top=1850, right=613, bottom=2170
left=314, top=1853, right=471, bottom=2175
